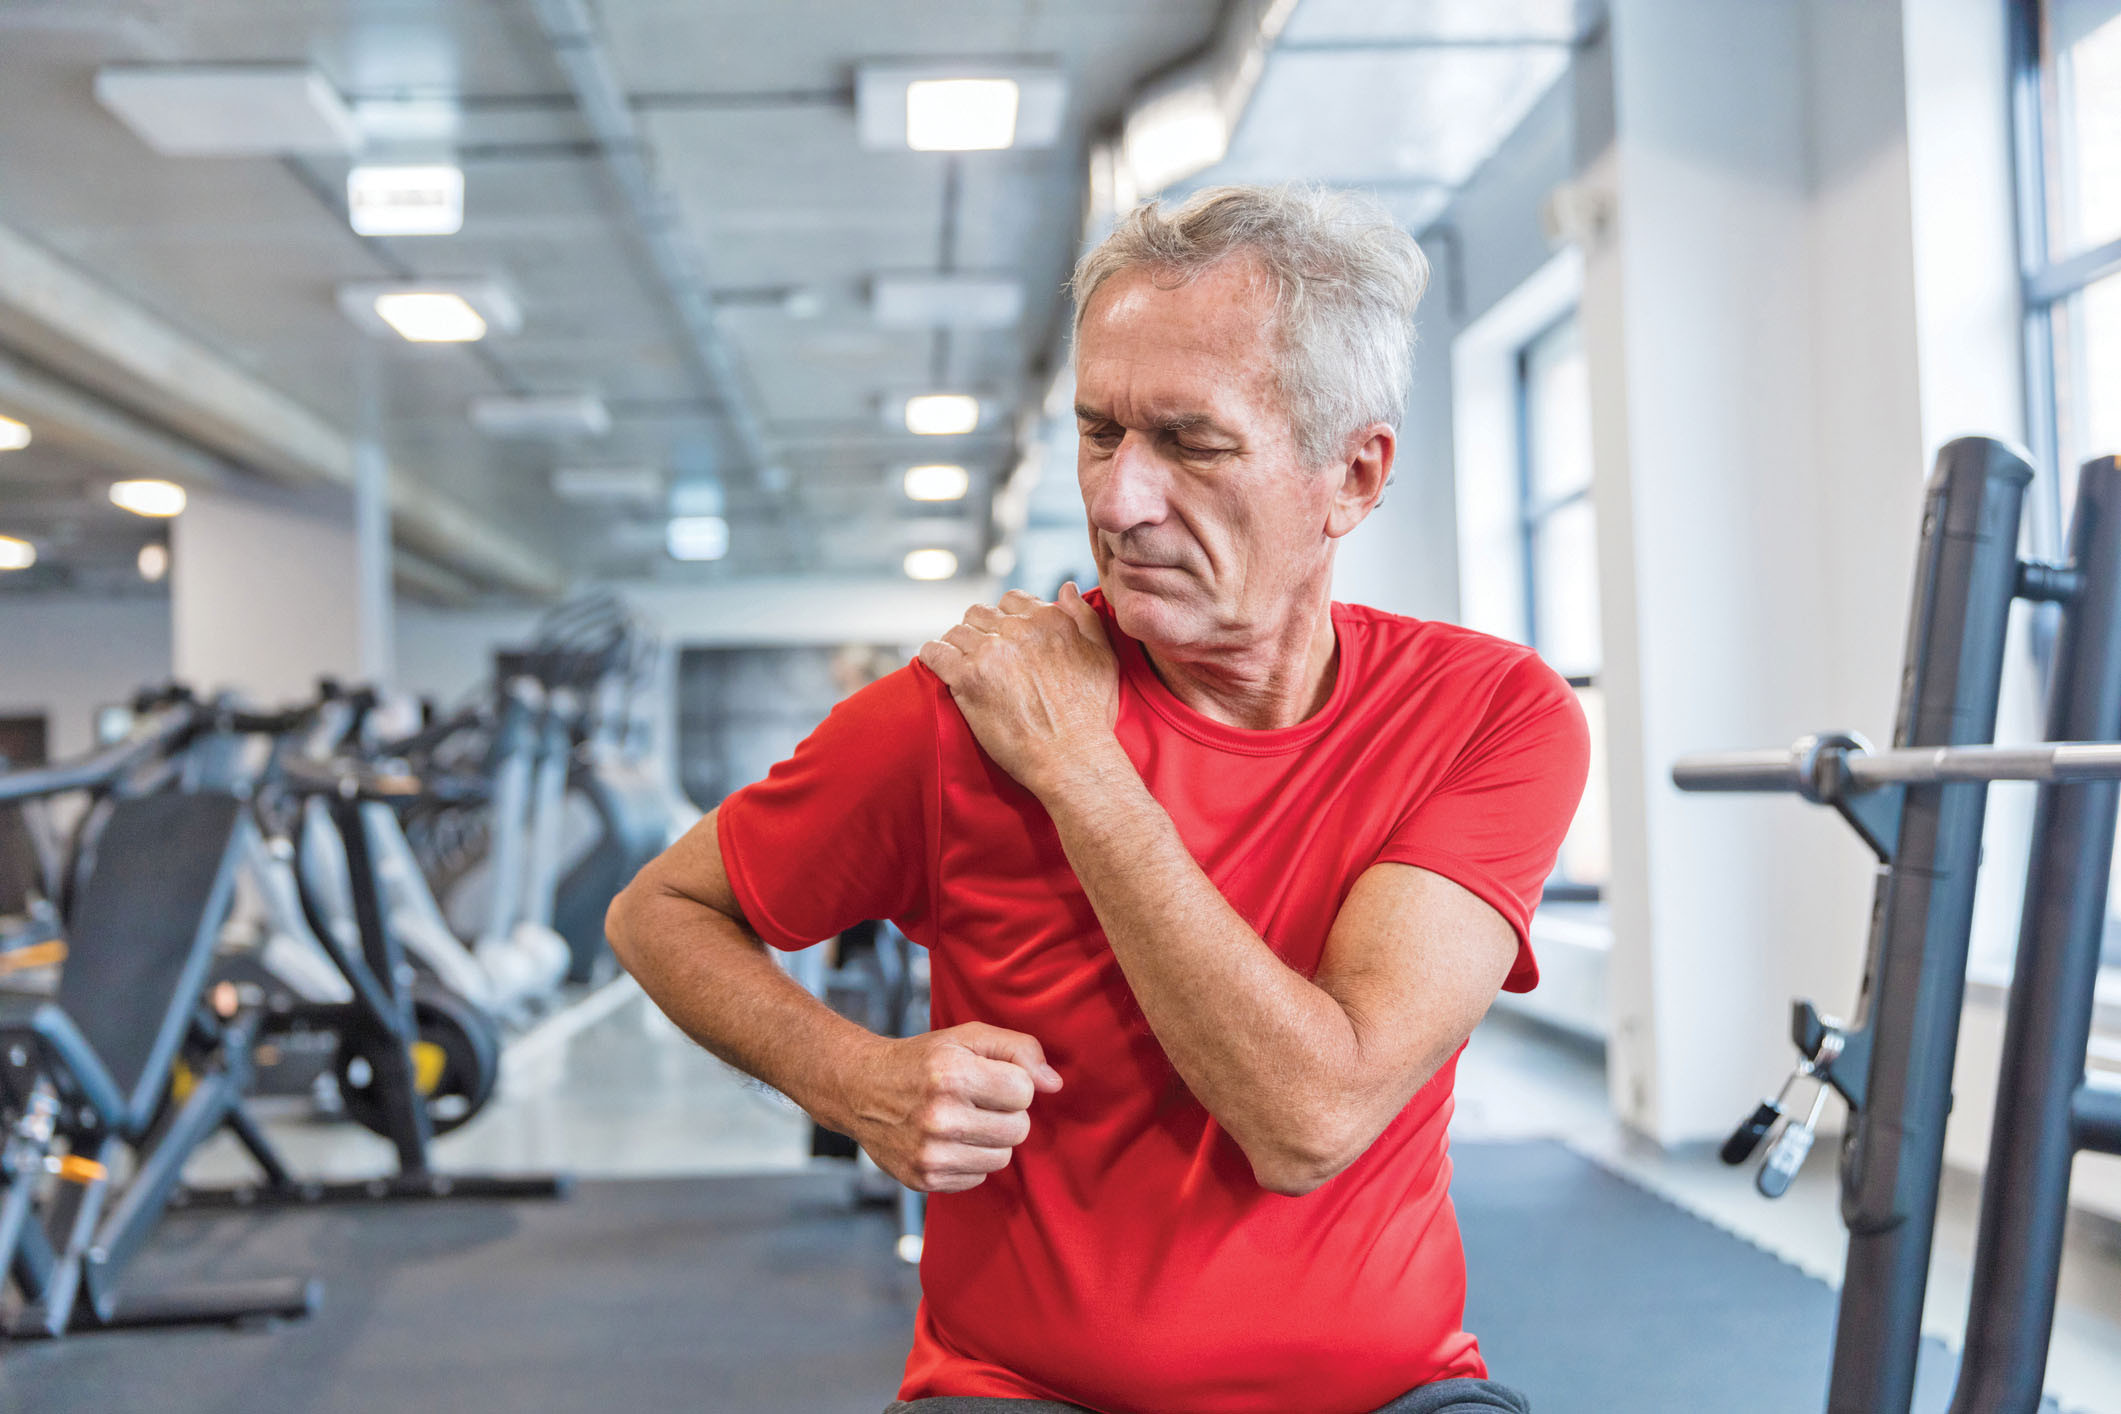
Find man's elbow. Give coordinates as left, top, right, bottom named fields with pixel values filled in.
left=604, top=873, right=657, bottom=976
left=1243, top=1115, right=1369, bottom=1197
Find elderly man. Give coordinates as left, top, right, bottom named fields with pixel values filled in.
left=608, top=185, right=1589, bottom=1414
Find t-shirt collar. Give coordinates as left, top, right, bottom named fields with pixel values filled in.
left=1086, top=588, right=1355, bottom=756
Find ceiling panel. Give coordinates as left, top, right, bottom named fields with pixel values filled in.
left=0, top=0, right=1571, bottom=591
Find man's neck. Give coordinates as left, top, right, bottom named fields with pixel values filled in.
left=1139, top=591, right=1340, bottom=731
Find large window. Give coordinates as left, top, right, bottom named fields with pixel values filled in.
left=2019, top=0, right=2121, bottom=524
left=2018, top=0, right=2121, bottom=966
left=1517, top=314, right=1610, bottom=901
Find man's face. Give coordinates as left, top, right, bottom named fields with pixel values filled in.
left=1073, top=257, right=1344, bottom=655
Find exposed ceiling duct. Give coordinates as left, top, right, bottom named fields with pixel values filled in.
left=523, top=0, right=782, bottom=498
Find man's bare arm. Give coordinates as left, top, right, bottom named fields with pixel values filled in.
left=1041, top=764, right=1515, bottom=1196
left=919, top=588, right=1517, bottom=1196
left=606, top=810, right=1061, bottom=1192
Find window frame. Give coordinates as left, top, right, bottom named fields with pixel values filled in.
left=2012, top=0, right=2121, bottom=554
left=1513, top=309, right=1604, bottom=904
left=1513, top=310, right=1594, bottom=673
left=2012, top=0, right=2121, bottom=968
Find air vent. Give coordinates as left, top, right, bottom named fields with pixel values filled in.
left=552, top=466, right=662, bottom=507
left=94, top=66, right=358, bottom=156
left=872, top=275, right=1024, bottom=330
left=469, top=393, right=609, bottom=440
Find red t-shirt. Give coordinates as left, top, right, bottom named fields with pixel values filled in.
left=717, top=594, right=1589, bottom=1414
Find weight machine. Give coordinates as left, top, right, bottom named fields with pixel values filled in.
left=1674, top=438, right=2121, bottom=1413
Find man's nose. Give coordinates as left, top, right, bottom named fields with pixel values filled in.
left=1085, top=432, right=1168, bottom=533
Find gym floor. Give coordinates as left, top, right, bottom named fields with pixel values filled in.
left=181, top=982, right=2121, bottom=1413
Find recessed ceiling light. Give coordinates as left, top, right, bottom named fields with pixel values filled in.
left=348, top=164, right=464, bottom=237
left=856, top=66, right=1064, bottom=151
left=906, top=78, right=1020, bottom=151
left=373, top=292, right=486, bottom=342
left=338, top=279, right=521, bottom=341
left=666, top=515, right=730, bottom=561
left=109, top=480, right=187, bottom=517
left=904, top=547, right=959, bottom=581
left=0, top=535, right=35, bottom=571
left=904, top=464, right=971, bottom=501
left=0, top=415, right=28, bottom=452
left=137, top=543, right=169, bottom=582
left=904, top=394, right=980, bottom=436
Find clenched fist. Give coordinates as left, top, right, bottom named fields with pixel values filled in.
left=845, top=1022, right=1063, bottom=1193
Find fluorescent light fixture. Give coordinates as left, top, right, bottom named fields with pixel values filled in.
left=904, top=394, right=980, bottom=436
left=338, top=279, right=521, bottom=341
left=552, top=466, right=662, bottom=507
left=373, top=292, right=485, bottom=342
left=0, top=415, right=29, bottom=451
left=93, top=66, right=358, bottom=155
left=666, top=515, right=730, bottom=562
left=906, top=78, right=1019, bottom=151
left=1122, top=79, right=1230, bottom=195
left=856, top=65, right=1065, bottom=151
left=904, top=548, right=959, bottom=581
left=0, top=536, right=34, bottom=571
left=137, top=543, right=169, bottom=582
left=348, top=164, right=464, bottom=237
left=109, top=479, right=187, bottom=518
left=471, top=393, right=610, bottom=439
left=872, top=274, right=1025, bottom=330
left=904, top=464, right=971, bottom=501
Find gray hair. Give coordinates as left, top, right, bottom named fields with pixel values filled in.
left=1071, top=183, right=1431, bottom=466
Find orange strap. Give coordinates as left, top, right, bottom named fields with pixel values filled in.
left=0, top=940, right=67, bottom=974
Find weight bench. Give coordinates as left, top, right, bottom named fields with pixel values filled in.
left=0, top=791, right=318, bottom=1337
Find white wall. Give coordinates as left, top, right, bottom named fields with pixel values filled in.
left=1588, top=0, right=1933, bottom=1142
left=0, top=595, right=171, bottom=759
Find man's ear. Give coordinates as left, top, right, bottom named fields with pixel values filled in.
left=1325, top=424, right=1395, bottom=539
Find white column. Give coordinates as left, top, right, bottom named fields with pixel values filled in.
left=1587, top=0, right=1932, bottom=1142
left=353, top=439, right=395, bottom=684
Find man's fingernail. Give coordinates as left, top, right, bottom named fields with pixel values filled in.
left=1040, top=1065, right=1063, bottom=1087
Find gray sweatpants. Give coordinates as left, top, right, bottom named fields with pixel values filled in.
left=885, top=1376, right=1531, bottom=1414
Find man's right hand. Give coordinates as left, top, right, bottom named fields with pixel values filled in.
left=844, top=1022, right=1063, bottom=1193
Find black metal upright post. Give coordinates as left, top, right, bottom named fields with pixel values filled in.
left=330, top=792, right=434, bottom=1174
left=1825, top=438, right=2032, bottom=1414
left=1947, top=454, right=2121, bottom=1414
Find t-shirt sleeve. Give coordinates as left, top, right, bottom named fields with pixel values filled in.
left=1374, top=653, right=1591, bottom=993
left=715, top=663, right=936, bottom=951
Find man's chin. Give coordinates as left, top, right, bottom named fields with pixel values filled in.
left=1104, top=581, right=1192, bottom=647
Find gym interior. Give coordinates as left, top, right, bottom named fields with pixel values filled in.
left=0, top=1, right=2117, bottom=1411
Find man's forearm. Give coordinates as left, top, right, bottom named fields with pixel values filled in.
left=607, top=887, right=882, bottom=1136
left=1037, top=748, right=1379, bottom=1190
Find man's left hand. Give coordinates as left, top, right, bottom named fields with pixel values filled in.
left=918, top=582, right=1122, bottom=799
